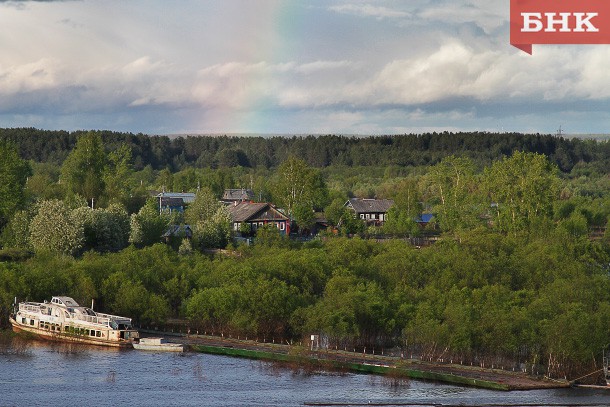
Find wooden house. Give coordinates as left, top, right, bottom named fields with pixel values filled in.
left=345, top=198, right=394, bottom=226
left=227, top=201, right=291, bottom=235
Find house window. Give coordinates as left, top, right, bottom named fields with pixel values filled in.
left=366, top=214, right=370, bottom=219
left=280, top=222, right=285, bottom=231
left=360, top=214, right=365, bottom=219
left=259, top=222, right=263, bottom=227
left=234, top=223, right=239, bottom=231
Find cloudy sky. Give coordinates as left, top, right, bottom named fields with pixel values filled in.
left=1, top=0, right=609, bottom=135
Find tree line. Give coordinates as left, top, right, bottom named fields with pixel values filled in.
left=1, top=127, right=609, bottom=173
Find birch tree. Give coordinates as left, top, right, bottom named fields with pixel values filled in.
left=271, top=156, right=328, bottom=230
left=427, top=155, right=480, bottom=233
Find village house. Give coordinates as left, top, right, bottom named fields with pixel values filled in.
left=345, top=198, right=394, bottom=226
left=221, top=188, right=255, bottom=204
left=155, top=191, right=196, bottom=214
left=227, top=201, right=291, bottom=235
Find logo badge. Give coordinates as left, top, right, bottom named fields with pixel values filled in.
left=510, top=0, right=610, bottom=54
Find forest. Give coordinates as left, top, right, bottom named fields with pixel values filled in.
left=0, top=127, right=609, bottom=380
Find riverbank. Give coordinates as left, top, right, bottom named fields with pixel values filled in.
left=140, top=329, right=568, bottom=391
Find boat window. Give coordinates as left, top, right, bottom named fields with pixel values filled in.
left=21, top=318, right=26, bottom=324
left=30, top=319, right=34, bottom=326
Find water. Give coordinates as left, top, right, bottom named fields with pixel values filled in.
left=1, top=342, right=609, bottom=407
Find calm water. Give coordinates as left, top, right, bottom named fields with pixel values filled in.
left=1, top=342, right=609, bottom=407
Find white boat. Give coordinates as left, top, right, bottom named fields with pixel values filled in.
left=133, top=337, right=185, bottom=352
left=9, top=296, right=139, bottom=348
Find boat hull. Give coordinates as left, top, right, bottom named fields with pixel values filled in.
left=133, top=337, right=185, bottom=352
left=10, top=317, right=134, bottom=348
left=132, top=343, right=184, bottom=352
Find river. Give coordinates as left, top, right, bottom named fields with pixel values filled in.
left=0, top=342, right=609, bottom=407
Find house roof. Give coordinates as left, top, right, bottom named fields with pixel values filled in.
left=346, top=198, right=394, bottom=214
left=156, top=192, right=196, bottom=204
left=415, top=213, right=434, bottom=223
left=162, top=225, right=192, bottom=238
left=222, top=188, right=254, bottom=201
left=160, top=197, right=186, bottom=207
left=227, top=202, right=289, bottom=223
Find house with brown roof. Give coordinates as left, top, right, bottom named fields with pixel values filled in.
left=345, top=198, right=394, bottom=226
left=227, top=201, right=291, bottom=235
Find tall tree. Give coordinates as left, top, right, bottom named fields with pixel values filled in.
left=104, top=144, right=133, bottom=206
left=29, top=199, right=84, bottom=256
left=129, top=198, right=170, bottom=247
left=0, top=141, right=31, bottom=229
left=484, top=151, right=560, bottom=234
left=427, top=155, right=480, bottom=233
left=60, top=132, right=107, bottom=206
left=384, top=178, right=422, bottom=236
left=271, top=156, right=328, bottom=230
left=185, top=188, right=231, bottom=249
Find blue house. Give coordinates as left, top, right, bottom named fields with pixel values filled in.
left=156, top=192, right=196, bottom=214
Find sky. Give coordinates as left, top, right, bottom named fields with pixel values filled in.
left=1, top=0, right=610, bottom=136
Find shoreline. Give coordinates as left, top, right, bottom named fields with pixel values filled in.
left=140, top=329, right=569, bottom=391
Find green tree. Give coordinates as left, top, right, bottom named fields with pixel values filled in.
left=0, top=140, right=31, bottom=229
left=129, top=198, right=170, bottom=247
left=73, top=204, right=131, bottom=252
left=104, top=144, right=133, bottom=206
left=0, top=210, right=33, bottom=250
left=271, top=157, right=328, bottom=230
left=29, top=200, right=84, bottom=256
left=60, top=132, right=107, bottom=206
left=484, top=151, right=560, bottom=234
left=185, top=188, right=232, bottom=249
left=383, top=179, right=422, bottom=236
left=427, top=155, right=480, bottom=233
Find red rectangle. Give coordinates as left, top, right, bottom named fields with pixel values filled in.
left=510, top=0, right=610, bottom=54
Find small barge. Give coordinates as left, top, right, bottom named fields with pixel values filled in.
left=133, top=337, right=185, bottom=352
left=9, top=296, right=139, bottom=348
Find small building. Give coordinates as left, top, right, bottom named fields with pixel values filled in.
left=345, top=198, right=394, bottom=226
left=415, top=213, right=435, bottom=228
left=162, top=225, right=193, bottom=243
left=156, top=192, right=196, bottom=214
left=222, top=188, right=255, bottom=204
left=227, top=201, right=290, bottom=235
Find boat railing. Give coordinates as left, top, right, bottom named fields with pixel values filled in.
left=19, top=303, right=41, bottom=313
left=96, top=312, right=132, bottom=324
left=69, top=312, right=111, bottom=327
